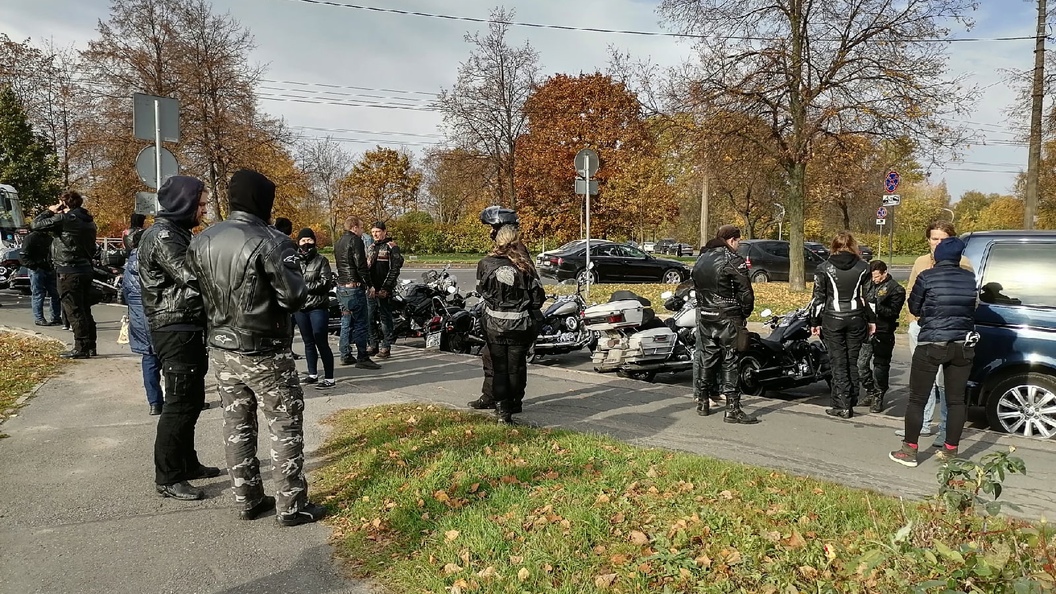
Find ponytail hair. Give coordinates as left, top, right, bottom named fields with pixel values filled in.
left=491, top=224, right=536, bottom=276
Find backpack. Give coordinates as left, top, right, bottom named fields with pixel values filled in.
left=19, top=231, right=52, bottom=270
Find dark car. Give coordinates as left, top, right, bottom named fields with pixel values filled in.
left=960, top=230, right=1056, bottom=439
left=859, top=245, right=874, bottom=262
left=735, top=240, right=824, bottom=283
left=804, top=241, right=830, bottom=261
left=670, top=242, right=695, bottom=257
left=654, top=238, right=677, bottom=255
left=537, top=240, right=689, bottom=284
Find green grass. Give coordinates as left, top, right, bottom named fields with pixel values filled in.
left=315, top=404, right=1056, bottom=593
left=0, top=332, right=66, bottom=423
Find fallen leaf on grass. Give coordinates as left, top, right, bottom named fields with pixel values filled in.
left=517, top=567, right=529, bottom=582
left=444, top=530, right=460, bottom=542
left=629, top=531, right=650, bottom=545
left=695, top=555, right=712, bottom=568
left=719, top=490, right=734, bottom=500
left=785, top=530, right=807, bottom=549
left=596, top=493, right=611, bottom=504
left=594, top=573, right=618, bottom=588
left=610, top=553, right=630, bottom=565
left=509, top=555, right=523, bottom=564
left=434, top=490, right=450, bottom=503
left=443, top=563, right=462, bottom=575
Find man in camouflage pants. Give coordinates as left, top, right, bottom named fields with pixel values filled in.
left=187, top=169, right=326, bottom=526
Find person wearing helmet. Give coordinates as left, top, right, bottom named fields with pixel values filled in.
left=467, top=205, right=521, bottom=411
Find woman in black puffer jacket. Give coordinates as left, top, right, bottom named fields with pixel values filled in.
left=293, top=228, right=336, bottom=388
left=890, top=237, right=978, bottom=468
left=810, top=231, right=875, bottom=419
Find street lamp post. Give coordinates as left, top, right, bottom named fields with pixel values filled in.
left=774, top=203, right=786, bottom=241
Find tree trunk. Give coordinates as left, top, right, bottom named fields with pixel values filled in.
left=840, top=198, right=851, bottom=231
left=787, top=161, right=807, bottom=291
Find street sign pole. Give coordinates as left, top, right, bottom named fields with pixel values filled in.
left=154, top=99, right=162, bottom=197
left=574, top=148, right=600, bottom=299
left=584, top=168, right=590, bottom=298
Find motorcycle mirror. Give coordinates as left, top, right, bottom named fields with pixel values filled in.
left=760, top=308, right=772, bottom=317
left=447, top=285, right=457, bottom=295
left=660, top=291, right=674, bottom=299
left=689, top=290, right=696, bottom=299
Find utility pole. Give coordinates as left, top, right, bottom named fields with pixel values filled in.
left=1025, top=0, right=1047, bottom=229
left=698, top=175, right=710, bottom=250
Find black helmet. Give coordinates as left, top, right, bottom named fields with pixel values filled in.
left=479, top=205, right=518, bottom=228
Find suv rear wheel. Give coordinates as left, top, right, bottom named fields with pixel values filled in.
left=985, top=372, right=1056, bottom=439
left=751, top=270, right=770, bottom=283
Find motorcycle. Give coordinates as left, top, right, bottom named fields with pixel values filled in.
left=738, top=300, right=832, bottom=396
left=389, top=265, right=473, bottom=353
left=583, top=289, right=695, bottom=383
left=529, top=279, right=595, bottom=363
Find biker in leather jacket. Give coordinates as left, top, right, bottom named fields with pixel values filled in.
left=691, top=225, right=758, bottom=424
left=31, top=203, right=97, bottom=275
left=298, top=236, right=333, bottom=312
left=186, top=174, right=307, bottom=354
left=333, top=227, right=369, bottom=287
left=138, top=197, right=206, bottom=332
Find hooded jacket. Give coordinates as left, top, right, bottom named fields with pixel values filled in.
left=186, top=169, right=307, bottom=353
left=31, top=206, right=97, bottom=274
left=909, top=238, right=977, bottom=343
left=810, top=252, right=874, bottom=325
left=691, top=237, right=754, bottom=319
left=137, top=176, right=207, bottom=331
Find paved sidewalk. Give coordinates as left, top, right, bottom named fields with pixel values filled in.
left=1, top=295, right=1054, bottom=594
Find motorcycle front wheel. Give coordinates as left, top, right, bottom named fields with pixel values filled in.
left=738, top=355, right=766, bottom=396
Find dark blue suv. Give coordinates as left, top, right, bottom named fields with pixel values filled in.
left=961, top=230, right=1056, bottom=439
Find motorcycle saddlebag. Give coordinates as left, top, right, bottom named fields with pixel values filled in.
left=583, top=300, right=644, bottom=331
left=626, top=327, right=676, bottom=363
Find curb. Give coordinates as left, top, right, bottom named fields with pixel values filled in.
left=0, top=326, right=69, bottom=428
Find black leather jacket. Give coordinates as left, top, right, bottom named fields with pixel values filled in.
left=333, top=231, right=369, bottom=286
left=368, top=239, right=404, bottom=292
left=866, top=274, right=906, bottom=333
left=30, top=207, right=97, bottom=274
left=691, top=242, right=754, bottom=319
left=122, top=227, right=145, bottom=255
left=810, top=252, right=874, bottom=325
left=477, top=255, right=545, bottom=337
left=299, top=249, right=333, bottom=311
left=186, top=211, right=308, bottom=353
left=137, top=218, right=206, bottom=331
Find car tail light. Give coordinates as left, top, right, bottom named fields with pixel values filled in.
left=607, top=313, right=625, bottom=324
left=744, top=256, right=752, bottom=269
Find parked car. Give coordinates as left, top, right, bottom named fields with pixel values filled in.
left=859, top=245, right=874, bottom=261
left=804, top=241, right=830, bottom=261
left=960, top=230, right=1056, bottom=439
left=642, top=241, right=656, bottom=253
left=0, top=247, right=29, bottom=294
left=654, top=238, right=676, bottom=255
left=670, top=242, right=695, bottom=257
left=735, top=240, right=824, bottom=283
left=536, top=240, right=689, bottom=284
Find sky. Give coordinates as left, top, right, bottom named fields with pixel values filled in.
left=1, top=0, right=1047, bottom=203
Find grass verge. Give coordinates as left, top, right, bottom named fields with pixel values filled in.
left=0, top=331, right=66, bottom=424
left=316, top=404, right=1056, bottom=593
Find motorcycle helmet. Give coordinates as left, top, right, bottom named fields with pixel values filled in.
left=479, top=205, right=519, bottom=229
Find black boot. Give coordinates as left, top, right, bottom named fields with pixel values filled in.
left=695, top=397, right=710, bottom=416
left=825, top=408, right=854, bottom=419
left=869, top=391, right=885, bottom=413
left=723, top=394, right=759, bottom=424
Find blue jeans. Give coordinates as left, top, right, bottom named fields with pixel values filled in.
left=294, top=308, right=335, bottom=378
left=142, top=353, right=163, bottom=406
left=30, top=268, right=61, bottom=323
left=368, top=294, right=395, bottom=349
left=337, top=286, right=368, bottom=358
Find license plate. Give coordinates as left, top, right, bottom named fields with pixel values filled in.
left=425, top=332, right=442, bottom=349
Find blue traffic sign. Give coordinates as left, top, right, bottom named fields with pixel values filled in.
left=877, top=206, right=888, bottom=219
left=884, top=170, right=900, bottom=193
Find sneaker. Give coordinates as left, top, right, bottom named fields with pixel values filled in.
left=316, top=379, right=336, bottom=389
left=340, top=355, right=357, bottom=366
left=355, top=357, right=381, bottom=370
left=59, top=350, right=90, bottom=359
left=889, top=444, right=919, bottom=468
left=61, top=325, right=71, bottom=331
left=935, top=446, right=959, bottom=462
left=467, top=398, right=495, bottom=410
left=303, top=375, right=318, bottom=384
left=34, top=319, right=49, bottom=326
left=895, top=428, right=932, bottom=438
left=240, top=495, right=276, bottom=521
left=277, top=502, right=327, bottom=527
left=377, top=348, right=391, bottom=359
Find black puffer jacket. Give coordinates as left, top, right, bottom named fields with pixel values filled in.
left=691, top=239, right=754, bottom=319
left=187, top=211, right=307, bottom=353
left=333, top=230, right=369, bottom=286
left=477, top=254, right=545, bottom=337
left=298, top=249, right=333, bottom=311
left=137, top=218, right=205, bottom=331
left=30, top=207, right=97, bottom=274
left=866, top=275, right=907, bottom=333
left=810, top=252, right=874, bottom=325
left=908, top=261, right=977, bottom=343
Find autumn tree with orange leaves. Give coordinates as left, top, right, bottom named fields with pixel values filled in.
left=515, top=73, right=678, bottom=245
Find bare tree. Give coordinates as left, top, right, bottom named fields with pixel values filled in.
left=437, top=6, right=539, bottom=209
left=658, top=0, right=976, bottom=290
left=421, top=147, right=491, bottom=224
left=298, top=136, right=353, bottom=241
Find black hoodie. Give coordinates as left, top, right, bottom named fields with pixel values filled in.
left=810, top=251, right=873, bottom=324
left=228, top=169, right=276, bottom=222
left=156, top=175, right=205, bottom=229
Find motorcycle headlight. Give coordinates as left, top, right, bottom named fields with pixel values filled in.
left=564, top=316, right=578, bottom=331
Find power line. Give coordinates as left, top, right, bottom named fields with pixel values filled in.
left=260, top=77, right=438, bottom=97
left=291, top=125, right=442, bottom=138
left=258, top=84, right=435, bottom=104
left=257, top=93, right=441, bottom=111
left=292, top=133, right=439, bottom=147
left=280, top=0, right=1040, bottom=43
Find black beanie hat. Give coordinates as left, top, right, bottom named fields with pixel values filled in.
left=297, top=227, right=316, bottom=242
left=228, top=169, right=276, bottom=221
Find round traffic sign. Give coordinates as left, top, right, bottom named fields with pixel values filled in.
left=877, top=206, right=888, bottom=219
left=135, top=146, right=179, bottom=189
left=884, top=170, right=900, bottom=193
